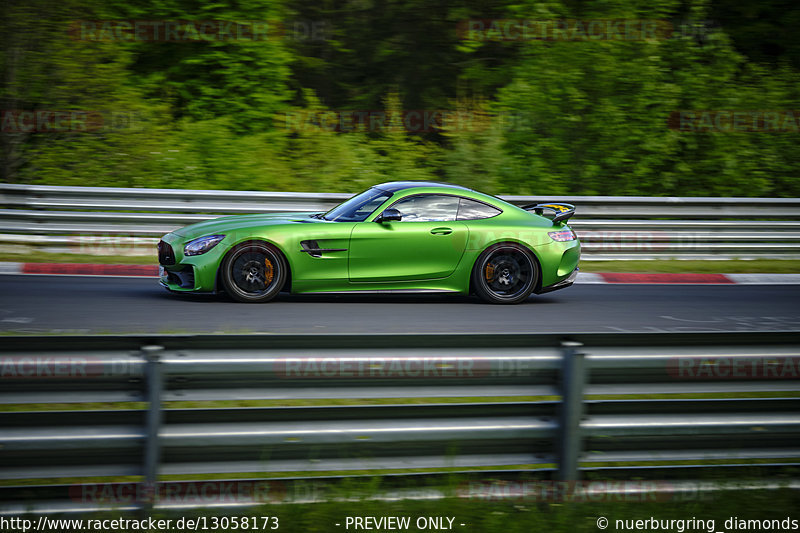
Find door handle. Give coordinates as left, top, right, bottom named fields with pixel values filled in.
left=430, top=227, right=453, bottom=235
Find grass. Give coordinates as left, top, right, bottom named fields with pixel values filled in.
left=7, top=460, right=798, bottom=488
left=0, top=397, right=553, bottom=412
left=2, top=390, right=798, bottom=412
left=6, top=457, right=800, bottom=488
left=13, top=485, right=800, bottom=531
left=1, top=252, right=799, bottom=273
left=230, top=489, right=800, bottom=532
left=1, top=464, right=561, bottom=488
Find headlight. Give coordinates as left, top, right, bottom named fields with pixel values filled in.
left=548, top=229, right=576, bottom=242
left=184, top=235, right=225, bottom=256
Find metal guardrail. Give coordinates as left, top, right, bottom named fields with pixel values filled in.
left=2, top=183, right=800, bottom=260
left=1, top=332, right=799, bottom=514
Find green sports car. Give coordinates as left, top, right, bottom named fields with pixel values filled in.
left=158, top=181, right=580, bottom=304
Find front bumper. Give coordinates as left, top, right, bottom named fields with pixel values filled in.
left=159, top=264, right=196, bottom=289
left=537, top=267, right=579, bottom=294
left=158, top=233, right=224, bottom=292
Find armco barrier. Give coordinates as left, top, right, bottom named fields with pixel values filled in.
left=1, top=332, right=799, bottom=514
left=2, top=183, right=800, bottom=259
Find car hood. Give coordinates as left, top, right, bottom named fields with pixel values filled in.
left=171, top=212, right=321, bottom=239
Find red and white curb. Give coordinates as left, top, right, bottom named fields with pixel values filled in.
left=578, top=272, right=800, bottom=285
left=0, top=262, right=158, bottom=278
left=1, top=262, right=799, bottom=285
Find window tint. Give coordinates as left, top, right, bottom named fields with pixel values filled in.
left=457, top=198, right=502, bottom=220
left=389, top=194, right=460, bottom=222
left=324, top=188, right=392, bottom=222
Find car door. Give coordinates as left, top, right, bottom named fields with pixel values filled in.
left=348, top=194, right=468, bottom=282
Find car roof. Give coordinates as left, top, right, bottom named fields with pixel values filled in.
left=373, top=181, right=473, bottom=193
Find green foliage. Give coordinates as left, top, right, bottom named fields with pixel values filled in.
left=491, top=0, right=800, bottom=196
left=1, top=0, right=799, bottom=196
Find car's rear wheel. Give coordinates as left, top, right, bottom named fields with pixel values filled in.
left=221, top=242, right=286, bottom=303
left=472, top=243, right=538, bottom=304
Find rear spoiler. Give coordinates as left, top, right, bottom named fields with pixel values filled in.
left=522, top=203, right=575, bottom=224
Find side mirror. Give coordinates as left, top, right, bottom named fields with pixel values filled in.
left=377, top=208, right=402, bottom=223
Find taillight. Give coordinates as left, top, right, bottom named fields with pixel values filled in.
left=548, top=229, right=576, bottom=242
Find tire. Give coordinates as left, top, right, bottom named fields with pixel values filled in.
left=220, top=242, right=287, bottom=303
left=472, top=243, right=539, bottom=304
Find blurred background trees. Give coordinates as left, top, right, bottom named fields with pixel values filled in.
left=1, top=0, right=798, bottom=196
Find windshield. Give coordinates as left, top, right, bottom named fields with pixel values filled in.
left=323, top=188, right=392, bottom=222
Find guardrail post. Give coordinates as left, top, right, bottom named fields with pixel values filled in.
left=557, top=341, right=585, bottom=481
left=142, top=345, right=164, bottom=511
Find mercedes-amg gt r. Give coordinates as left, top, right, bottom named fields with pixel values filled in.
left=158, top=181, right=580, bottom=304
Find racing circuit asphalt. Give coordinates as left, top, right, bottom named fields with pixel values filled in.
left=1, top=274, right=799, bottom=334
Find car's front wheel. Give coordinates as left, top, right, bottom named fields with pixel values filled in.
left=472, top=243, right=538, bottom=304
left=221, top=242, right=287, bottom=303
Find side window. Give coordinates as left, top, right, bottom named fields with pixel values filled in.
left=389, top=195, right=460, bottom=222
left=457, top=198, right=502, bottom=220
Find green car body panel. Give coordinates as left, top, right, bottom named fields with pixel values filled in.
left=158, top=182, right=580, bottom=301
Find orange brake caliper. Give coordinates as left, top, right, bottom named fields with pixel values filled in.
left=264, top=259, right=274, bottom=286
left=485, top=263, right=495, bottom=281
